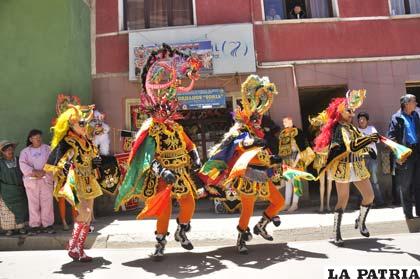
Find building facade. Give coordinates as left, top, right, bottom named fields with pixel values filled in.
left=93, top=0, right=420, bottom=200
left=0, top=0, right=92, bottom=148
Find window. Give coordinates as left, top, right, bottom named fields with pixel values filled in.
left=264, top=0, right=287, bottom=20
left=263, top=0, right=335, bottom=20
left=390, top=0, right=420, bottom=15
left=406, top=83, right=420, bottom=107
left=123, top=0, right=193, bottom=30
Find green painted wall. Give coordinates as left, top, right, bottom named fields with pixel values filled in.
left=0, top=0, right=91, bottom=151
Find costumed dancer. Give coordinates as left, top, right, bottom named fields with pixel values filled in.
left=278, top=117, right=315, bottom=212
left=199, top=75, right=284, bottom=254
left=89, top=110, right=113, bottom=230
left=309, top=112, right=333, bottom=213
left=114, top=44, right=204, bottom=260
left=90, top=110, right=121, bottom=197
left=91, top=110, right=111, bottom=156
left=314, top=89, right=378, bottom=246
left=53, top=94, right=81, bottom=231
left=44, top=105, right=102, bottom=262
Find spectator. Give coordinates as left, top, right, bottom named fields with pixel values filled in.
left=290, top=4, right=306, bottom=19
left=357, top=112, right=385, bottom=207
left=387, top=94, right=420, bottom=219
left=0, top=140, right=28, bottom=236
left=266, top=6, right=281, bottom=20
left=278, top=116, right=314, bottom=212
left=19, top=130, right=55, bottom=235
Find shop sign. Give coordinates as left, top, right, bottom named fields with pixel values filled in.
left=178, top=89, right=226, bottom=110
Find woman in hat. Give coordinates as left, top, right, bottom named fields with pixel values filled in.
left=0, top=140, right=29, bottom=236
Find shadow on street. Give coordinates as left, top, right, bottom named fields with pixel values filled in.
left=53, top=257, right=112, bottom=279
left=122, top=242, right=328, bottom=278
left=338, top=237, right=420, bottom=262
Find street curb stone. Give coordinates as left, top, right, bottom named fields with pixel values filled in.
left=1, top=219, right=417, bottom=251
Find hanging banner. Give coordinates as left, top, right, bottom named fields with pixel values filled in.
left=133, top=41, right=213, bottom=80
left=129, top=23, right=256, bottom=80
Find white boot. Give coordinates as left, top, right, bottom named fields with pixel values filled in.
left=152, top=232, right=168, bottom=260
left=284, top=181, right=293, bottom=210
left=287, top=193, right=299, bottom=212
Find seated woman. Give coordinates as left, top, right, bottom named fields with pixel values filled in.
left=0, top=140, right=29, bottom=236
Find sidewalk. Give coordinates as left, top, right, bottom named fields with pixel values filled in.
left=1, top=200, right=419, bottom=251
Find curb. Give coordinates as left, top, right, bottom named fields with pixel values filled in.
left=1, top=219, right=418, bottom=251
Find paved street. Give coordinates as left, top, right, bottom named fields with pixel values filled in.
left=1, top=204, right=419, bottom=279
left=2, top=206, right=418, bottom=251
left=1, top=233, right=419, bottom=279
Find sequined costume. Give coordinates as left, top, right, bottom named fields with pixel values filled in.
left=278, top=127, right=314, bottom=169
left=114, top=44, right=203, bottom=259
left=45, top=104, right=102, bottom=262
left=200, top=75, right=284, bottom=254
left=327, top=122, right=371, bottom=182
left=278, top=125, right=314, bottom=211
left=314, top=89, right=378, bottom=247
left=45, top=130, right=102, bottom=203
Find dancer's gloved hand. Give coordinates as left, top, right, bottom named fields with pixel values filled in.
left=92, top=156, right=102, bottom=169
left=368, top=133, right=380, bottom=143
left=63, top=162, right=71, bottom=176
left=189, top=149, right=202, bottom=171
left=151, top=159, right=176, bottom=184
left=367, top=148, right=377, bottom=160
left=252, top=138, right=266, bottom=148
left=270, top=155, right=282, bottom=165
left=161, top=169, right=176, bottom=184
left=196, top=188, right=208, bottom=199
left=243, top=135, right=266, bottom=148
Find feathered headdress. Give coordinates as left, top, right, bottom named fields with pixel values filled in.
left=314, top=89, right=367, bottom=151
left=234, top=75, right=277, bottom=137
left=308, top=110, right=328, bottom=128
left=51, top=104, right=95, bottom=149
left=338, top=89, right=366, bottom=113
left=139, top=43, right=202, bottom=123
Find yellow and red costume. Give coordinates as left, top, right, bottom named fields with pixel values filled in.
left=200, top=75, right=284, bottom=254
left=45, top=105, right=102, bottom=262
left=115, top=44, right=203, bottom=258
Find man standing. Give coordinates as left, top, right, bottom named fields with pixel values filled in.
left=388, top=94, right=420, bottom=219
left=357, top=112, right=385, bottom=207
